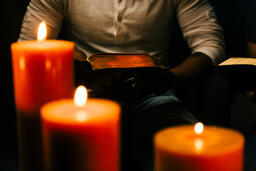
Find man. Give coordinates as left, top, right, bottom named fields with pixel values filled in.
left=18, top=0, right=225, bottom=170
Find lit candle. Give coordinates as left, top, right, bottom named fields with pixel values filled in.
left=11, top=21, right=74, bottom=171
left=154, top=123, right=244, bottom=171
left=40, top=85, right=121, bottom=171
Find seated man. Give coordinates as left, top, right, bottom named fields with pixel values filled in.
left=18, top=0, right=225, bottom=170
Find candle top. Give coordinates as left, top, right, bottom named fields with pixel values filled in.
left=41, top=98, right=120, bottom=125
left=154, top=125, right=244, bottom=155
left=11, top=40, right=74, bottom=52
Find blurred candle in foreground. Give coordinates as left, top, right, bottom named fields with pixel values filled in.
left=40, top=85, right=121, bottom=171
left=154, top=122, right=244, bottom=171
left=11, top=21, right=74, bottom=171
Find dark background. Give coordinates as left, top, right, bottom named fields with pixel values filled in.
left=1, top=0, right=255, bottom=169
left=2, top=0, right=31, bottom=161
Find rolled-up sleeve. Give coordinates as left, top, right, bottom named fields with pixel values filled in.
left=18, top=0, right=66, bottom=41
left=176, top=0, right=225, bottom=65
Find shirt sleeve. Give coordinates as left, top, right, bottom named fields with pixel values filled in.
left=247, top=0, right=256, bottom=43
left=18, top=0, right=67, bottom=41
left=176, top=0, right=225, bottom=65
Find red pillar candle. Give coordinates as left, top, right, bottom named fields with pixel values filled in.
left=11, top=22, right=74, bottom=171
left=154, top=122, right=244, bottom=171
left=40, top=86, right=121, bottom=171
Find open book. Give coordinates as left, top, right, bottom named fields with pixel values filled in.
left=87, top=53, right=160, bottom=70
left=85, top=53, right=169, bottom=100
left=219, top=57, right=256, bottom=66
left=217, top=57, right=256, bottom=90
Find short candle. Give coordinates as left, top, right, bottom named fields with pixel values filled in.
left=40, top=86, right=121, bottom=171
left=154, top=123, right=244, bottom=171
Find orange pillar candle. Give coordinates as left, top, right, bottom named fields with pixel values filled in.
left=40, top=86, right=121, bottom=171
left=11, top=22, right=74, bottom=171
left=154, top=122, right=245, bottom=171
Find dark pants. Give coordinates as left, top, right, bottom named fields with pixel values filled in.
left=119, top=90, right=197, bottom=171
left=74, top=60, right=197, bottom=171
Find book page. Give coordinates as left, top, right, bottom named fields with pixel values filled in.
left=88, top=53, right=158, bottom=70
left=219, top=57, right=256, bottom=66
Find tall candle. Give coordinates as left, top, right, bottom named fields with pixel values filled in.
left=40, top=86, right=121, bottom=171
left=11, top=22, right=74, bottom=171
left=154, top=123, right=244, bottom=171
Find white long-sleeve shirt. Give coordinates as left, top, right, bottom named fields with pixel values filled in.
left=19, top=0, right=225, bottom=66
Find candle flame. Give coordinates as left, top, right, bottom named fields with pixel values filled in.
left=74, top=85, right=87, bottom=107
left=37, top=21, right=47, bottom=41
left=194, top=122, right=204, bottom=135
left=19, top=56, right=25, bottom=71
left=195, top=139, right=203, bottom=152
left=76, top=110, right=87, bottom=122
left=45, top=59, right=51, bottom=70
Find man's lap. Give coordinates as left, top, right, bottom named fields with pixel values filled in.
left=120, top=90, right=197, bottom=171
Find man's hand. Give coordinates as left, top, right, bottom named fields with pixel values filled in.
left=134, top=69, right=174, bottom=93
left=169, top=52, right=214, bottom=89
left=89, top=68, right=174, bottom=100
left=74, top=48, right=87, bottom=61
left=247, top=42, right=256, bottom=57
